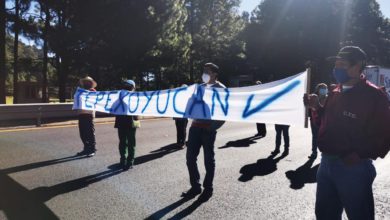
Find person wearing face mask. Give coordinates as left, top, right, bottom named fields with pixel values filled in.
left=308, top=83, right=328, bottom=159
left=182, top=62, right=225, bottom=201
left=304, top=46, right=390, bottom=219
left=114, top=80, right=139, bottom=170
left=76, top=76, right=97, bottom=157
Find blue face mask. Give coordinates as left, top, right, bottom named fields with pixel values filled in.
left=319, top=88, right=328, bottom=96
left=332, top=68, right=351, bottom=84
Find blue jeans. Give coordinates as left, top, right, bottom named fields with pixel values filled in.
left=186, top=126, right=217, bottom=189
left=315, top=155, right=376, bottom=220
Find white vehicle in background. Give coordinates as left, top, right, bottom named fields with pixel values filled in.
left=364, top=66, right=390, bottom=100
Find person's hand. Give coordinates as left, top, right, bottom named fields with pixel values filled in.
left=303, top=94, right=320, bottom=110
left=342, top=152, right=361, bottom=166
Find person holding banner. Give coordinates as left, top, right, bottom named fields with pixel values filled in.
left=308, top=83, right=328, bottom=159
left=76, top=76, right=97, bottom=157
left=114, top=80, right=139, bottom=170
left=305, top=46, right=390, bottom=220
left=182, top=63, right=225, bottom=201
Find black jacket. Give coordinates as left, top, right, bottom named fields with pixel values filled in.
left=114, top=115, right=139, bottom=129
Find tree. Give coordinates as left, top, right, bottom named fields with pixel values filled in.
left=243, top=0, right=390, bottom=87
left=184, top=0, right=245, bottom=83
left=8, top=0, right=32, bottom=103
left=0, top=0, right=6, bottom=103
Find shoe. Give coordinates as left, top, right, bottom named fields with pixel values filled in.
left=198, top=188, right=213, bottom=202
left=124, top=164, right=133, bottom=171
left=76, top=150, right=88, bottom=156
left=282, top=148, right=289, bottom=156
left=86, top=151, right=96, bottom=157
left=271, top=149, right=280, bottom=155
left=181, top=187, right=202, bottom=198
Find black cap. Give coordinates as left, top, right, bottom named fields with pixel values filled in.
left=327, top=46, right=367, bottom=65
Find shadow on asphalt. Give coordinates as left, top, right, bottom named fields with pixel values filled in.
left=285, top=158, right=319, bottom=189
left=145, top=195, right=209, bottom=220
left=0, top=156, right=122, bottom=220
left=135, top=143, right=183, bottom=165
left=238, top=149, right=289, bottom=182
left=1, top=155, right=86, bottom=174
left=219, top=135, right=264, bottom=149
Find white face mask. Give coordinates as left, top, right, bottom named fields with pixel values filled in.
left=202, top=73, right=210, bottom=84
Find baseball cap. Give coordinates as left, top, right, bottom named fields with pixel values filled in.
left=327, top=46, right=367, bottom=65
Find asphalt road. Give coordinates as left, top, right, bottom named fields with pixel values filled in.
left=0, top=118, right=389, bottom=220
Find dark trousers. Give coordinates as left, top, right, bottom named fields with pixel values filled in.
left=118, top=128, right=136, bottom=165
left=310, top=120, right=319, bottom=154
left=78, top=114, right=96, bottom=152
left=275, top=124, right=290, bottom=149
left=186, top=126, right=217, bottom=190
left=175, top=119, right=188, bottom=145
left=256, top=123, right=267, bottom=136
left=316, top=157, right=376, bottom=220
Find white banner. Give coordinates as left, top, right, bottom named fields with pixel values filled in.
left=73, top=71, right=307, bottom=126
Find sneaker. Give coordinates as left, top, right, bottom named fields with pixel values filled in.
left=181, top=187, right=202, bottom=198
left=198, top=188, right=213, bottom=202
left=76, top=150, right=88, bottom=156
left=86, top=151, right=96, bottom=157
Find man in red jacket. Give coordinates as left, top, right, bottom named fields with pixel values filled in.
left=305, top=46, right=390, bottom=220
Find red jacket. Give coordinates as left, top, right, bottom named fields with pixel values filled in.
left=313, top=79, right=390, bottom=159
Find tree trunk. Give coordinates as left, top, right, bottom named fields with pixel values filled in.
left=41, top=3, right=50, bottom=103
left=57, top=56, right=67, bottom=103
left=0, top=0, right=6, bottom=104
left=12, top=0, right=20, bottom=104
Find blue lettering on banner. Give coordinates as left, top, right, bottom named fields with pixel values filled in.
left=142, top=91, right=156, bottom=113
left=156, top=90, right=171, bottom=114
left=173, top=87, right=188, bottom=115
left=242, top=80, right=301, bottom=118
left=128, top=92, right=140, bottom=113
left=188, top=85, right=207, bottom=117
left=94, top=92, right=106, bottom=108
left=85, top=92, right=94, bottom=108
left=112, top=90, right=129, bottom=113
left=75, top=89, right=86, bottom=108
left=104, top=91, right=118, bottom=111
left=211, top=88, right=230, bottom=116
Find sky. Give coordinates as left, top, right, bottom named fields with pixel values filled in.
left=239, top=0, right=390, bottom=18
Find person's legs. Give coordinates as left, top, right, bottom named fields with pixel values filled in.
left=334, top=160, right=376, bottom=220
left=315, top=157, right=343, bottom=220
left=175, top=120, right=181, bottom=144
left=117, top=128, right=127, bottom=166
left=186, top=127, right=202, bottom=190
left=202, top=129, right=217, bottom=190
left=310, top=121, right=319, bottom=158
left=78, top=115, right=88, bottom=151
left=84, top=115, right=96, bottom=153
left=256, top=123, right=266, bottom=136
left=273, top=125, right=282, bottom=153
left=282, top=125, right=290, bottom=152
left=176, top=119, right=188, bottom=145
left=126, top=128, right=137, bottom=168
